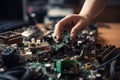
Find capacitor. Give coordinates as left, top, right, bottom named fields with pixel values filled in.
left=31, top=38, right=35, bottom=43
left=31, top=38, right=36, bottom=46
left=95, top=73, right=102, bottom=80
left=36, top=39, right=41, bottom=47
left=45, top=63, right=51, bottom=72
left=1, top=47, right=20, bottom=68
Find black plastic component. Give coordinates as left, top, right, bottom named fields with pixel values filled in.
left=1, top=47, right=20, bottom=68
left=0, top=20, right=26, bottom=32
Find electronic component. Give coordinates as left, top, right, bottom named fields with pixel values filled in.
left=45, top=24, right=98, bottom=52
left=22, top=26, right=42, bottom=40
left=0, top=31, right=22, bottom=45
left=56, top=59, right=78, bottom=74
left=45, top=31, right=72, bottom=51
left=1, top=47, right=20, bottom=68
left=0, top=23, right=119, bottom=80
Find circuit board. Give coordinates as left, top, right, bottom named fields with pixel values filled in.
left=0, top=24, right=120, bottom=80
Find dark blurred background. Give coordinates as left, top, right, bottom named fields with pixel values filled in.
left=0, top=0, right=120, bottom=23
left=27, top=0, right=120, bottom=22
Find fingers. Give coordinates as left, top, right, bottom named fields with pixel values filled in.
left=54, top=20, right=64, bottom=39
left=54, top=14, right=89, bottom=39
left=70, top=20, right=85, bottom=38
left=71, top=24, right=80, bottom=38
left=54, top=15, right=72, bottom=39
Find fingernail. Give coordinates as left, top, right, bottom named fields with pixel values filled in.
left=53, top=35, right=56, bottom=38
left=70, top=33, right=75, bottom=38
left=56, top=36, right=59, bottom=39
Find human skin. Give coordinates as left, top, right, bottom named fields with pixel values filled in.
left=54, top=0, right=108, bottom=39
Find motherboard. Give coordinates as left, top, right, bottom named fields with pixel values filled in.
left=0, top=24, right=119, bottom=80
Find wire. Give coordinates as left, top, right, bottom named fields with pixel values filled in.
left=0, top=74, right=18, bottom=80
left=110, top=60, right=117, bottom=80
left=95, top=48, right=120, bottom=69
left=4, top=66, right=32, bottom=80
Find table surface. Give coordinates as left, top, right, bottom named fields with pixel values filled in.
left=97, top=22, right=120, bottom=47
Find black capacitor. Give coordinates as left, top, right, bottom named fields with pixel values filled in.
left=95, top=74, right=102, bottom=80
left=1, top=47, right=20, bottom=68
left=45, top=63, right=51, bottom=72
left=45, top=63, right=55, bottom=73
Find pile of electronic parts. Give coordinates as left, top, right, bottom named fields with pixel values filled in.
left=0, top=24, right=120, bottom=80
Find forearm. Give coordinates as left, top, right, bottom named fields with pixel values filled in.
left=79, top=0, right=108, bottom=22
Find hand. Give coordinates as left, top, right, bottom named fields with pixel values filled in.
left=54, top=14, right=90, bottom=39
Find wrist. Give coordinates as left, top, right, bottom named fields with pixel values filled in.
left=79, top=13, right=91, bottom=22
left=77, top=14, right=91, bottom=28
